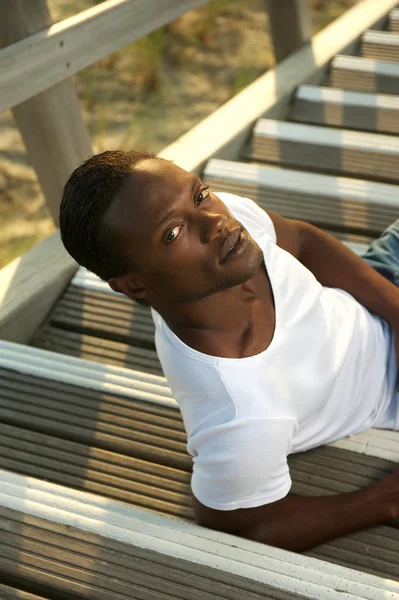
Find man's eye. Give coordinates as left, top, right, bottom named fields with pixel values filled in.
left=196, top=186, right=210, bottom=206
left=165, top=225, right=182, bottom=244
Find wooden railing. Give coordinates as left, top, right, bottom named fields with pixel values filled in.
left=0, top=0, right=395, bottom=345
left=266, top=0, right=312, bottom=63
left=0, top=0, right=312, bottom=223
left=0, top=0, right=208, bottom=222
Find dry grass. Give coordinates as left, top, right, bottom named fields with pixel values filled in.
left=0, top=0, right=362, bottom=269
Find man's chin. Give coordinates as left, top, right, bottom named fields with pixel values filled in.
left=215, top=243, right=263, bottom=292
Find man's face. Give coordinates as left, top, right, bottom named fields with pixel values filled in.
left=105, top=159, right=263, bottom=303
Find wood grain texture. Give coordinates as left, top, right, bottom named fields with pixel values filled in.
left=159, top=0, right=398, bottom=172
left=331, top=54, right=399, bottom=94
left=0, top=232, right=77, bottom=344
left=250, top=119, right=399, bottom=183
left=291, top=85, right=399, bottom=134
left=0, top=0, right=93, bottom=223
left=0, top=0, right=207, bottom=114
left=266, top=0, right=312, bottom=63
left=0, top=471, right=398, bottom=597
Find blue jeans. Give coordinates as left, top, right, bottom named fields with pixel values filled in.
left=361, top=220, right=399, bottom=287
left=360, top=219, right=399, bottom=429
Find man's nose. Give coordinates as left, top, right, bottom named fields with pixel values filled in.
left=200, top=211, right=227, bottom=243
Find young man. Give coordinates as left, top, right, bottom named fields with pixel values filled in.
left=59, top=150, right=399, bottom=552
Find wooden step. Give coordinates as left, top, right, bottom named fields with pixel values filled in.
left=51, top=285, right=155, bottom=348
left=205, top=159, right=398, bottom=238
left=390, top=8, right=399, bottom=32
left=0, top=504, right=308, bottom=600
left=0, top=421, right=192, bottom=520
left=4, top=474, right=399, bottom=600
left=0, top=584, right=51, bottom=600
left=362, top=30, right=399, bottom=63
left=331, top=54, right=399, bottom=94
left=33, top=325, right=163, bottom=375
left=290, top=85, right=399, bottom=134
left=249, top=118, right=399, bottom=183
left=0, top=418, right=398, bottom=582
left=1, top=342, right=399, bottom=580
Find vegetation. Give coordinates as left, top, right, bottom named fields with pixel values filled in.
left=0, top=0, right=361, bottom=268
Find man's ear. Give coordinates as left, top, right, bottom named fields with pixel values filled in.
left=108, top=273, right=148, bottom=302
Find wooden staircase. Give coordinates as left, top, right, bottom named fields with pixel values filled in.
left=1, top=1, right=399, bottom=598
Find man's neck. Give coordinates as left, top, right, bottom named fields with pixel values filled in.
left=151, top=265, right=275, bottom=358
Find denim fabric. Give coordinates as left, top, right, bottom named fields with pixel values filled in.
left=361, top=219, right=399, bottom=287
left=360, top=219, right=399, bottom=429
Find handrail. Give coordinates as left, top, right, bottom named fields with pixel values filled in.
left=0, top=0, right=207, bottom=114
left=1, top=0, right=396, bottom=345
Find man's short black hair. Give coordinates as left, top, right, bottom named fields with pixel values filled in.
left=59, top=149, right=159, bottom=282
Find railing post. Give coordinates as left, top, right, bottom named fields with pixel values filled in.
left=0, top=0, right=92, bottom=225
left=266, top=0, right=312, bottom=63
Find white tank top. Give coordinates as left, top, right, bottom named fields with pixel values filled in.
left=152, top=193, right=398, bottom=510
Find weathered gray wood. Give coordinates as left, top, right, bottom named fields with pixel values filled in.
left=362, top=30, right=399, bottom=62
left=0, top=232, right=77, bottom=344
left=331, top=54, right=399, bottom=94
left=0, top=506, right=309, bottom=600
left=265, top=0, right=312, bottom=63
left=205, top=159, right=398, bottom=237
left=1, top=470, right=399, bottom=594
left=0, top=0, right=395, bottom=349
left=160, top=0, right=399, bottom=172
left=51, top=286, right=156, bottom=348
left=0, top=421, right=191, bottom=518
left=0, top=367, right=190, bottom=471
left=391, top=8, right=399, bottom=32
left=291, top=85, right=399, bottom=134
left=0, top=0, right=207, bottom=115
left=0, top=0, right=93, bottom=224
left=250, top=118, right=399, bottom=183
left=33, top=326, right=163, bottom=374
left=0, top=584, right=51, bottom=600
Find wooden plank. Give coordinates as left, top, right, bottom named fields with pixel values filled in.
left=0, top=363, right=189, bottom=471
left=0, top=584, right=50, bottom=600
left=265, top=0, right=312, bottom=63
left=51, top=286, right=156, bottom=348
left=0, top=340, right=173, bottom=405
left=332, top=428, right=399, bottom=462
left=1, top=364, right=399, bottom=580
left=331, top=54, right=399, bottom=94
left=205, top=159, right=398, bottom=237
left=0, top=0, right=93, bottom=224
left=290, top=85, right=399, bottom=134
left=0, top=507, right=308, bottom=600
left=0, top=422, right=192, bottom=519
left=159, top=0, right=398, bottom=172
left=391, top=8, right=399, bottom=32
left=0, top=0, right=207, bottom=114
left=362, top=30, right=399, bottom=63
left=0, top=470, right=398, bottom=599
left=72, top=268, right=123, bottom=296
left=249, top=118, right=399, bottom=183
left=33, top=326, right=163, bottom=374
left=0, top=232, right=77, bottom=344
left=0, top=0, right=395, bottom=347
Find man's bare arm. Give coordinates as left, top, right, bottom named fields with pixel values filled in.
left=267, top=211, right=399, bottom=329
left=193, top=469, right=399, bottom=552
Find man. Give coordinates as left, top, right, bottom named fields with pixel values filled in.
left=59, top=149, right=399, bottom=552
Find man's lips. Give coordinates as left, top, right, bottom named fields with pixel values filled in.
left=220, top=227, right=242, bottom=263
